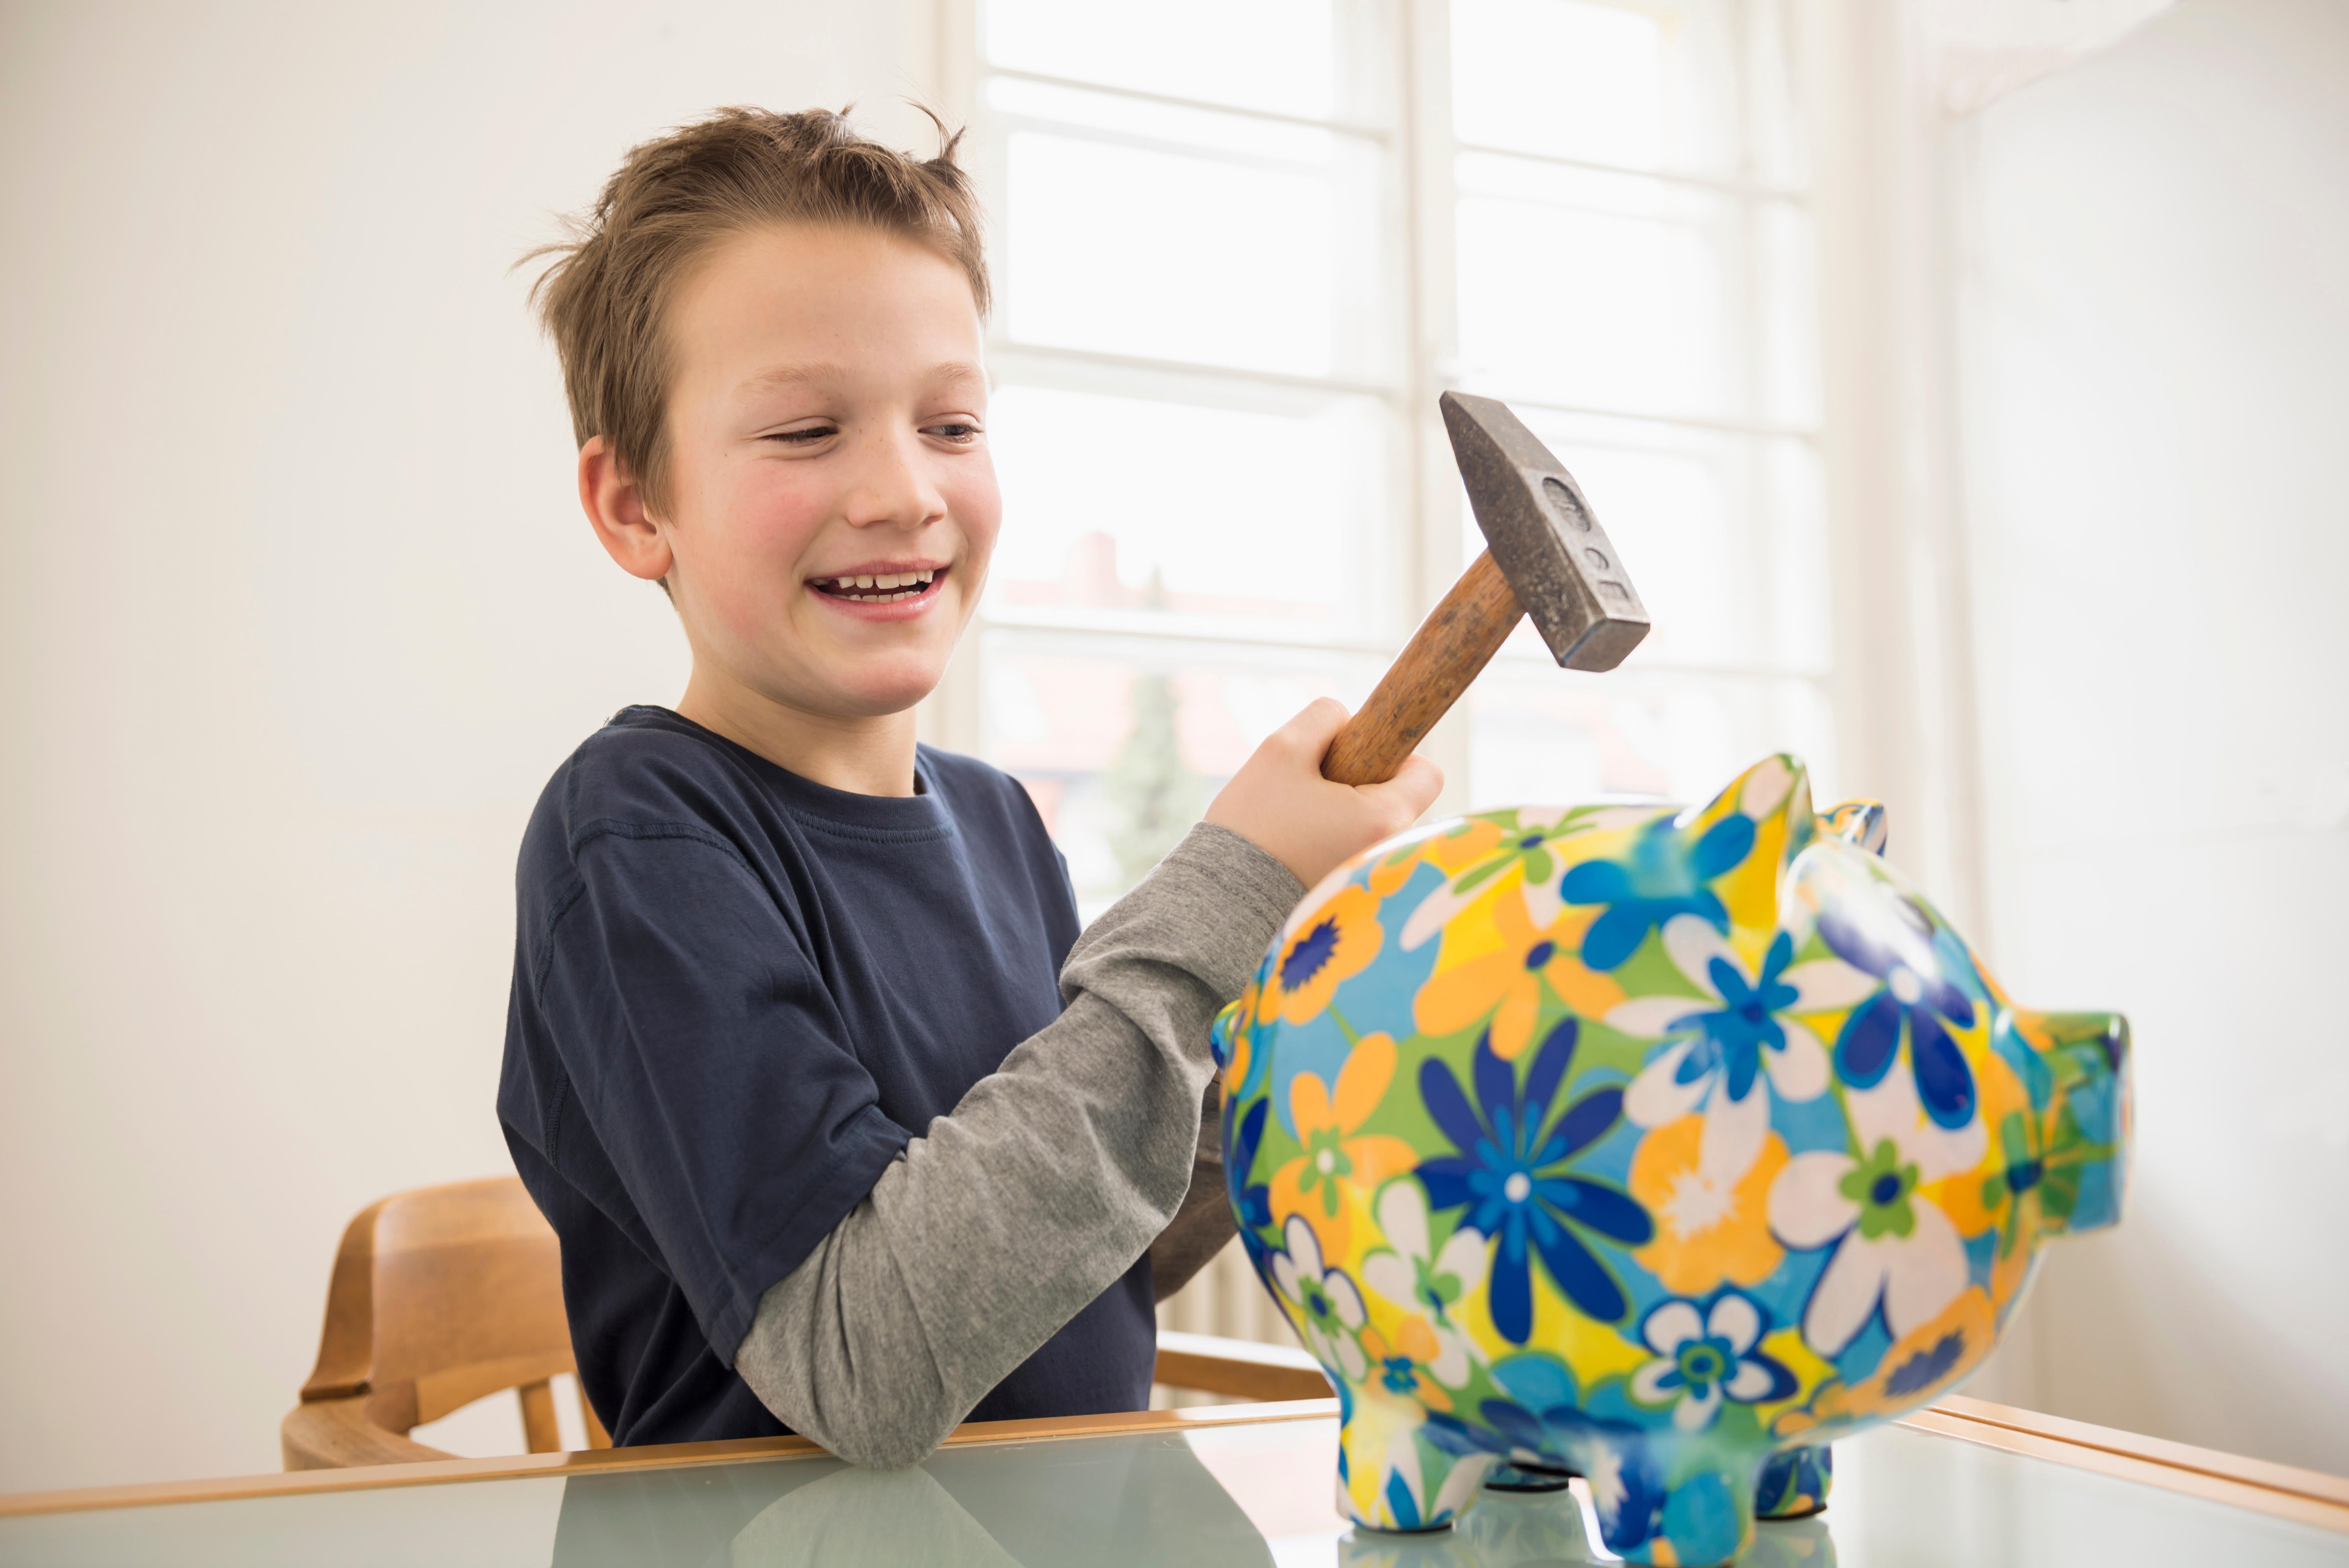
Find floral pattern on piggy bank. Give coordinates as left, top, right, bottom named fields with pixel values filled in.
left=1211, top=755, right=2129, bottom=1567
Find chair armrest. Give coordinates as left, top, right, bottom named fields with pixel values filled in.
left=1154, top=1331, right=1332, bottom=1402
left=280, top=1397, right=454, bottom=1471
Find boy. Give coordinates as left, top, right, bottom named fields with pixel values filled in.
left=499, top=108, right=1439, bottom=1466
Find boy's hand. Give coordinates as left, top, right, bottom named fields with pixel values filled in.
left=1204, top=698, right=1444, bottom=892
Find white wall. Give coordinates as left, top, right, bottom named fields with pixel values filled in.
left=1958, top=0, right=2349, bottom=1474
left=0, top=0, right=935, bottom=1493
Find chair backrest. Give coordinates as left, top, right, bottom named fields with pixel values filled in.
left=285, top=1176, right=606, bottom=1468
left=285, top=1178, right=1319, bottom=1470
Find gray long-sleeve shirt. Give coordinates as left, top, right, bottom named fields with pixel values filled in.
left=732, top=822, right=1300, bottom=1466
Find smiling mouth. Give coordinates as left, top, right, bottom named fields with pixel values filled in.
left=811, top=567, right=943, bottom=603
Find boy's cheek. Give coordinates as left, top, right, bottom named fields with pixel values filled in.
left=946, top=462, right=1005, bottom=566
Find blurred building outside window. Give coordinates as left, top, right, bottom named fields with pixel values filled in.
left=937, top=0, right=1835, bottom=1366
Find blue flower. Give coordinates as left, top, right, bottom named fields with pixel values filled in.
left=1818, top=894, right=1979, bottom=1129
left=1561, top=812, right=1757, bottom=971
left=1678, top=930, right=1799, bottom=1102
left=1225, top=1095, right=1274, bottom=1271
left=1416, top=1019, right=1652, bottom=1341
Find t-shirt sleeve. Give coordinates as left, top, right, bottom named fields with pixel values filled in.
left=536, top=821, right=911, bottom=1360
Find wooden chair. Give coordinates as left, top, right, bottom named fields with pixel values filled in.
left=282, top=1177, right=609, bottom=1469
left=286, top=1177, right=1328, bottom=1470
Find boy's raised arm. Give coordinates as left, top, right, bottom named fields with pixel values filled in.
left=734, top=700, right=1441, bottom=1467
left=734, top=820, right=1295, bottom=1466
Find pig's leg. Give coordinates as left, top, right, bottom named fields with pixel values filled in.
left=1333, top=1399, right=1495, bottom=1533
left=1754, top=1443, right=1833, bottom=1518
left=1589, top=1452, right=1755, bottom=1568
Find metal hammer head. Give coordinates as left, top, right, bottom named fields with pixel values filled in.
left=1441, top=391, right=1650, bottom=671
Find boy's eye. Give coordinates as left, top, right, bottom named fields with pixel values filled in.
left=926, top=421, right=983, bottom=445
left=763, top=424, right=837, bottom=445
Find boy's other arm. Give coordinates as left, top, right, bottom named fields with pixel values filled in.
left=732, top=821, right=1297, bottom=1467
left=1146, top=1082, right=1236, bottom=1303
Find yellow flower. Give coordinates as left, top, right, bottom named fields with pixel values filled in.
left=1412, top=889, right=1623, bottom=1059
left=1271, top=1033, right=1419, bottom=1263
left=1628, top=1115, right=1788, bottom=1295
left=1218, top=983, right=1260, bottom=1097
left=1368, top=847, right=1423, bottom=898
left=1264, top=885, right=1384, bottom=1026
left=1420, top=817, right=1507, bottom=876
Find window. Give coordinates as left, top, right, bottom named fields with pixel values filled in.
left=941, top=0, right=1831, bottom=922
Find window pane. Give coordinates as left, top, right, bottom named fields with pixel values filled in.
left=989, top=75, right=1343, bottom=162
left=1002, top=127, right=1384, bottom=378
left=1466, top=666, right=1837, bottom=812
left=1757, top=196, right=1821, bottom=427
left=1454, top=156, right=1743, bottom=421
left=1450, top=0, right=1750, bottom=183
left=981, top=633, right=1380, bottom=913
left=983, top=0, right=1342, bottom=120
left=988, top=385, right=1393, bottom=631
left=1459, top=409, right=1827, bottom=673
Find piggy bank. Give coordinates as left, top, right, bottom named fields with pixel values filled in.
left=1212, top=756, right=2129, bottom=1566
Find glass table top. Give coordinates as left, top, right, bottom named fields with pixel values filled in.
left=4, top=1415, right=2343, bottom=1567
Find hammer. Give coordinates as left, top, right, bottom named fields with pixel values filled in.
left=1322, top=392, right=1650, bottom=786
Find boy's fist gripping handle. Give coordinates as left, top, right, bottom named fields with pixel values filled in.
left=1321, top=392, right=1650, bottom=787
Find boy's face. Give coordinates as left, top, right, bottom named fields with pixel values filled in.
left=651, top=224, right=998, bottom=723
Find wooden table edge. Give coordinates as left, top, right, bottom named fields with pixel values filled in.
left=0, top=1399, right=1342, bottom=1520
left=10, top=1393, right=2345, bottom=1537
left=1896, top=1402, right=2349, bottom=1535
left=1927, top=1393, right=2349, bottom=1506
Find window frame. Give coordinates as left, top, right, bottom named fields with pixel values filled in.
left=929, top=0, right=1842, bottom=842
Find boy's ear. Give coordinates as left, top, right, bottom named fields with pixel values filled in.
left=578, top=435, right=674, bottom=584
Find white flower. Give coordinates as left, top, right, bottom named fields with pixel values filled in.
left=1270, top=1214, right=1369, bottom=1382
left=1360, top=1182, right=1484, bottom=1387
left=1767, top=1119, right=1969, bottom=1357
left=1628, top=1292, right=1792, bottom=1431
left=1846, top=1037, right=1989, bottom=1184
left=1608, top=915, right=1874, bottom=1181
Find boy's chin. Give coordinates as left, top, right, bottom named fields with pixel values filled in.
left=807, top=661, right=948, bottom=721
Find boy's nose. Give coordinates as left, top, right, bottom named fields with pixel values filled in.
left=840, top=427, right=946, bottom=530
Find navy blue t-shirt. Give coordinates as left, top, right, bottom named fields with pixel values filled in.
left=497, top=706, right=1153, bottom=1446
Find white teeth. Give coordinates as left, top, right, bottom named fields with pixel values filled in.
left=817, top=572, right=935, bottom=599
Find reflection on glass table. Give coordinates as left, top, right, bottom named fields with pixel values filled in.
left=6, top=1404, right=2344, bottom=1568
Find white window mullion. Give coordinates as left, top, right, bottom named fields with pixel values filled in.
left=1397, top=0, right=1476, bottom=817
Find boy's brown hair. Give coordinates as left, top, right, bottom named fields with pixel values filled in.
left=526, top=106, right=988, bottom=519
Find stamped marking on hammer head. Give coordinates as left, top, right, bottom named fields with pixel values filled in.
left=1441, top=390, right=1650, bottom=671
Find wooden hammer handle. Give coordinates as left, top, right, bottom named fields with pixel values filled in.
left=1322, top=550, right=1523, bottom=786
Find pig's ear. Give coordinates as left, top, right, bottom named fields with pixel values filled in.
left=1690, top=755, right=1816, bottom=918
left=1822, top=800, right=1888, bottom=856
